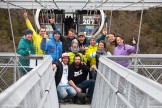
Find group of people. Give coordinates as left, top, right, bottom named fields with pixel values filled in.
left=17, top=11, right=137, bottom=104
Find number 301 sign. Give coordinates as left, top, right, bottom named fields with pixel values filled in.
left=83, top=16, right=94, bottom=24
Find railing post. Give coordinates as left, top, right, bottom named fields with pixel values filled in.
left=13, top=56, right=17, bottom=83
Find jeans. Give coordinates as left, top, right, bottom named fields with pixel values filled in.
left=76, top=79, right=95, bottom=99
left=91, top=71, right=97, bottom=80
left=57, top=85, right=77, bottom=100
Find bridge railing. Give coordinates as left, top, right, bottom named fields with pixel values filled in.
left=92, top=55, right=162, bottom=108
left=0, top=53, right=44, bottom=92
left=107, top=54, right=162, bottom=84
left=0, top=54, right=59, bottom=108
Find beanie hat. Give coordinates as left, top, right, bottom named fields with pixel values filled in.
left=72, top=39, right=78, bottom=45
left=89, top=36, right=96, bottom=41
left=53, top=29, right=61, bottom=35
left=24, top=29, right=33, bottom=36
left=71, top=39, right=79, bottom=53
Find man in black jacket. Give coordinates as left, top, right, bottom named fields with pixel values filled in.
left=68, top=54, right=95, bottom=101
left=53, top=53, right=77, bottom=101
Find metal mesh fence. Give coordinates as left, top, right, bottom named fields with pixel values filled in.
left=0, top=54, right=59, bottom=108
left=92, top=56, right=162, bottom=108
left=107, top=54, right=162, bottom=84
left=0, top=56, right=17, bottom=92
left=0, top=53, right=44, bottom=93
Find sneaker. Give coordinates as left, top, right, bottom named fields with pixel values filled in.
left=59, top=100, right=64, bottom=103
left=86, top=97, right=92, bottom=104
left=64, top=98, right=70, bottom=102
left=76, top=93, right=87, bottom=104
left=77, top=93, right=87, bottom=98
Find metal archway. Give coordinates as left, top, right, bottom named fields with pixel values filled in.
left=35, top=9, right=105, bottom=37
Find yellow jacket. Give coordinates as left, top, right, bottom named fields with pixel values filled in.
left=25, top=19, right=45, bottom=55
left=85, top=45, right=98, bottom=66
left=68, top=52, right=87, bottom=64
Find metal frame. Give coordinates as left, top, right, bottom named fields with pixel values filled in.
left=1, top=0, right=162, bottom=10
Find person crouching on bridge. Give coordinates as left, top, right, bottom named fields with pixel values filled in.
left=52, top=53, right=77, bottom=102
left=68, top=54, right=96, bottom=103
left=17, top=29, right=35, bottom=75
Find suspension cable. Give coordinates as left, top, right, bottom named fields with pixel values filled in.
left=46, top=3, right=50, bottom=32
left=134, top=0, right=144, bottom=72
left=32, top=0, right=38, bottom=33
left=6, top=0, right=17, bottom=57
left=108, top=0, right=114, bottom=33
left=52, top=0, right=60, bottom=10
left=114, top=0, right=142, bottom=11
left=2, top=0, right=25, bottom=9
left=35, top=0, right=47, bottom=9
left=6, top=0, right=18, bottom=82
left=96, top=0, right=109, bottom=9
left=81, top=0, right=90, bottom=10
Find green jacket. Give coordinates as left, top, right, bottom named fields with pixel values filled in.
left=17, top=36, right=35, bottom=75
left=17, top=36, right=34, bottom=56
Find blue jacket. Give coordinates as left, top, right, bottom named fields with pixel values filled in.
left=41, top=35, right=62, bottom=62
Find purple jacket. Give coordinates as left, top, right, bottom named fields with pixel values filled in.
left=113, top=44, right=136, bottom=67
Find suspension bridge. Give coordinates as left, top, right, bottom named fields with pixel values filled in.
left=1, top=54, right=162, bottom=108
left=0, top=0, right=162, bottom=108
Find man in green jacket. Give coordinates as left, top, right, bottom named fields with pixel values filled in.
left=23, top=11, right=47, bottom=55
left=17, top=29, right=35, bottom=75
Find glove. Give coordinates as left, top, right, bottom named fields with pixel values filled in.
left=93, top=52, right=96, bottom=57
left=90, top=53, right=93, bottom=58
left=90, top=52, right=96, bottom=58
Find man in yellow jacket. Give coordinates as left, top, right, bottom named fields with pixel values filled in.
left=23, top=11, right=48, bottom=55
left=85, top=37, right=98, bottom=67
left=85, top=37, right=98, bottom=79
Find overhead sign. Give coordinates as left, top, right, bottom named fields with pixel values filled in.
left=83, top=16, right=95, bottom=25
left=82, top=15, right=100, bottom=25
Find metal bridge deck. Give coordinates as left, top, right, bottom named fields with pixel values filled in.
left=60, top=104, right=90, bottom=108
